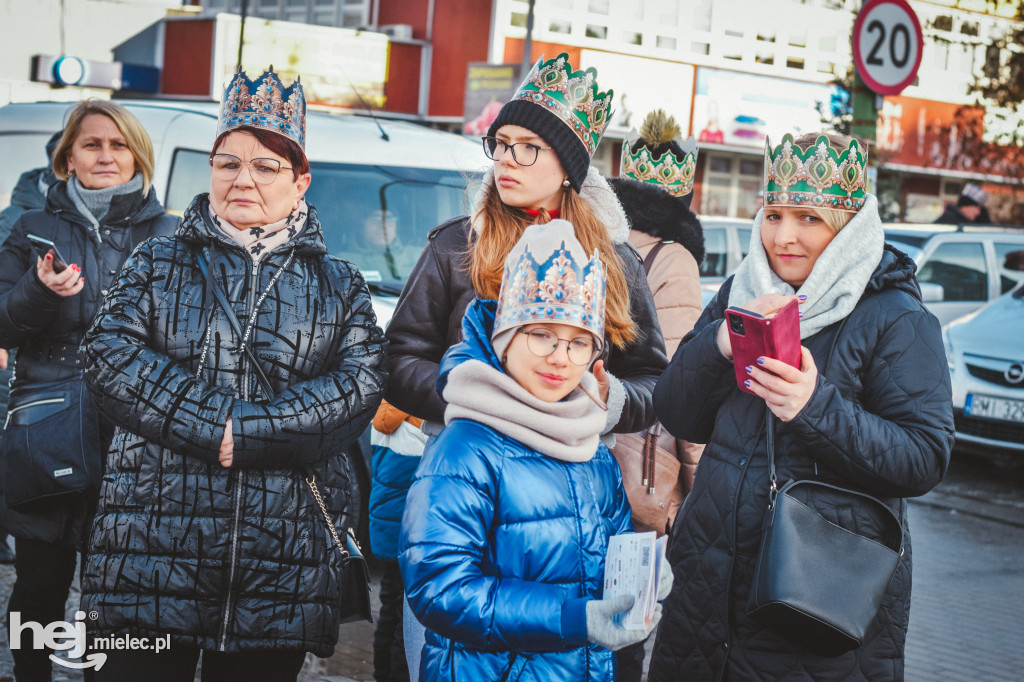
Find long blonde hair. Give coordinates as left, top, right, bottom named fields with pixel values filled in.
left=52, top=100, right=155, bottom=194
left=470, top=182, right=638, bottom=349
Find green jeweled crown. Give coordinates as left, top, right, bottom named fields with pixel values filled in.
left=620, top=111, right=697, bottom=197
left=219, top=67, right=306, bottom=148
left=511, top=53, right=613, bottom=156
left=764, top=133, right=867, bottom=212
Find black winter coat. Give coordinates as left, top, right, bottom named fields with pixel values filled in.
left=0, top=181, right=177, bottom=546
left=648, top=247, right=954, bottom=681
left=80, top=195, right=387, bottom=655
left=385, top=216, right=667, bottom=433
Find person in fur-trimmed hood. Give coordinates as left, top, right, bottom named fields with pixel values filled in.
left=608, top=109, right=707, bottom=682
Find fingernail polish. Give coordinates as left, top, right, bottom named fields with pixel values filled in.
left=798, top=312, right=804, bottom=318
left=798, top=294, right=807, bottom=302
left=757, top=357, right=765, bottom=364
left=745, top=365, right=753, bottom=374
left=743, top=380, right=751, bottom=388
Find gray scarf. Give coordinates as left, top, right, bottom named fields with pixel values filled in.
left=66, top=172, right=143, bottom=232
left=442, top=359, right=607, bottom=462
left=728, top=194, right=884, bottom=339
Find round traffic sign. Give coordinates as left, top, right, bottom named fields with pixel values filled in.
left=852, top=0, right=923, bottom=96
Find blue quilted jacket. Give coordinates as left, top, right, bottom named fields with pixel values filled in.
left=399, top=300, right=633, bottom=681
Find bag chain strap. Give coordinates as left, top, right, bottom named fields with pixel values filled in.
left=306, top=475, right=351, bottom=561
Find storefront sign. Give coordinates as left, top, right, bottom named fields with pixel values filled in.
left=462, top=63, right=522, bottom=135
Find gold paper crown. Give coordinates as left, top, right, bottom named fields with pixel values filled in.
left=510, top=53, right=613, bottom=156
left=620, top=110, right=697, bottom=197
left=218, top=66, right=306, bottom=148
left=764, top=133, right=867, bottom=212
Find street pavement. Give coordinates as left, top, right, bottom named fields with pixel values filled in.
left=2, top=458, right=1023, bottom=681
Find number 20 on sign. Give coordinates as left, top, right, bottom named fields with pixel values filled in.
left=853, top=0, right=924, bottom=96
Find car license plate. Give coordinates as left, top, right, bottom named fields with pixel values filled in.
left=965, top=394, right=1024, bottom=423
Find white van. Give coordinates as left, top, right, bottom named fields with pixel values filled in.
left=0, top=99, right=486, bottom=543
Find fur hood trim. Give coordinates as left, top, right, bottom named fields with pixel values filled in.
left=608, top=177, right=706, bottom=265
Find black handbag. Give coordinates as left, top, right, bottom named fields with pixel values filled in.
left=2, top=374, right=102, bottom=511
left=746, top=416, right=904, bottom=657
left=195, top=250, right=373, bottom=624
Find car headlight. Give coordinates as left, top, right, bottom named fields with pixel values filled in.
left=942, top=328, right=955, bottom=374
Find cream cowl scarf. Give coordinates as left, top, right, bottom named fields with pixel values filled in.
left=442, top=359, right=608, bottom=463
left=208, top=199, right=309, bottom=261
left=728, top=194, right=885, bottom=339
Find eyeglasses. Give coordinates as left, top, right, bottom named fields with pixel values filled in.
left=209, top=154, right=292, bottom=184
left=517, top=328, right=601, bottom=366
left=482, top=136, right=553, bottom=167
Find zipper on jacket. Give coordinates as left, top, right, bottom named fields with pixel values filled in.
left=4, top=397, right=65, bottom=428
left=217, top=255, right=259, bottom=651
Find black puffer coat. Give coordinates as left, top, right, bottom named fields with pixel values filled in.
left=0, top=181, right=177, bottom=546
left=648, top=247, right=954, bottom=681
left=80, top=194, right=387, bottom=655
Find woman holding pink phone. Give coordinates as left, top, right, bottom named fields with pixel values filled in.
left=647, top=132, right=954, bottom=681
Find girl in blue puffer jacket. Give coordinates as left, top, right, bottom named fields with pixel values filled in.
left=399, top=220, right=670, bottom=681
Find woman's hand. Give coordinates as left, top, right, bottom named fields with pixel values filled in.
left=592, top=359, right=610, bottom=404
left=36, top=254, right=84, bottom=298
left=716, top=293, right=804, bottom=359
left=743, top=346, right=818, bottom=422
left=219, top=418, right=234, bottom=467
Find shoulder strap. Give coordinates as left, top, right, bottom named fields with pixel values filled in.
left=641, top=239, right=671, bottom=277
left=194, top=249, right=275, bottom=398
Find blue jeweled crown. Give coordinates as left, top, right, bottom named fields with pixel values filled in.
left=492, top=220, right=606, bottom=342
left=218, top=66, right=306, bottom=148
left=764, top=133, right=867, bottom=212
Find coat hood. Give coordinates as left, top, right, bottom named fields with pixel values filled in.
left=436, top=298, right=505, bottom=396
left=607, top=176, right=706, bottom=265
left=176, top=193, right=328, bottom=257
left=866, top=244, right=922, bottom=300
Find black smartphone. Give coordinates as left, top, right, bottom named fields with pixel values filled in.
left=26, top=234, right=69, bottom=273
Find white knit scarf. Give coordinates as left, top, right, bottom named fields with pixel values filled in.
left=208, top=199, right=308, bottom=261
left=728, top=194, right=884, bottom=339
left=443, top=359, right=607, bottom=463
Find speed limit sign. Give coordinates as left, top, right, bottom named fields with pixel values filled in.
left=853, top=0, right=923, bottom=95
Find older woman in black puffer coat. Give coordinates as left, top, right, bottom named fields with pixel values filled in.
left=80, top=68, right=387, bottom=682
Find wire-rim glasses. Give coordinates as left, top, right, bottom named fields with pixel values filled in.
left=517, top=327, right=601, bottom=366
left=482, top=136, right=553, bottom=167
left=210, top=153, right=293, bottom=184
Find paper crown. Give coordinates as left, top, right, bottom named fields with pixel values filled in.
left=621, top=110, right=697, bottom=197
left=764, top=133, right=867, bottom=212
left=218, top=67, right=306, bottom=149
left=509, top=54, right=613, bottom=157
left=493, top=220, right=606, bottom=342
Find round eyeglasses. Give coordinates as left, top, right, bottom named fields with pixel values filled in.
left=210, top=154, right=292, bottom=184
left=517, top=327, right=601, bottom=366
left=482, top=136, right=554, bottom=167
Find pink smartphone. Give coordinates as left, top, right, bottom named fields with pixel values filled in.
left=725, top=299, right=801, bottom=394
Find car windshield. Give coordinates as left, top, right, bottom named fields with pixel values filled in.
left=306, top=162, right=476, bottom=294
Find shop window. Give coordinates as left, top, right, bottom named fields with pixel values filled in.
left=589, top=0, right=610, bottom=15
left=586, top=25, right=608, bottom=39
left=657, top=36, right=676, bottom=50
left=692, top=42, right=710, bottom=55
left=624, top=31, right=642, bottom=45
left=549, top=20, right=572, bottom=34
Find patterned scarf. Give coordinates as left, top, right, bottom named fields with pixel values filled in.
left=208, top=198, right=308, bottom=261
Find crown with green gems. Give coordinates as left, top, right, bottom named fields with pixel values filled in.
left=620, top=111, right=697, bottom=197
left=218, top=66, right=306, bottom=148
left=510, top=53, right=613, bottom=156
left=764, top=133, right=867, bottom=212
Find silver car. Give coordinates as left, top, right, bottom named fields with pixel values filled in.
left=943, top=250, right=1024, bottom=466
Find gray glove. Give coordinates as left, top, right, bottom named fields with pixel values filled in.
left=657, top=554, right=674, bottom=602
left=585, top=594, right=663, bottom=651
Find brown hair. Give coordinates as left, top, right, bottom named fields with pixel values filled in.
left=52, top=100, right=155, bottom=193
left=212, top=126, right=310, bottom=179
left=792, top=131, right=858, bottom=233
left=469, top=182, right=638, bottom=349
